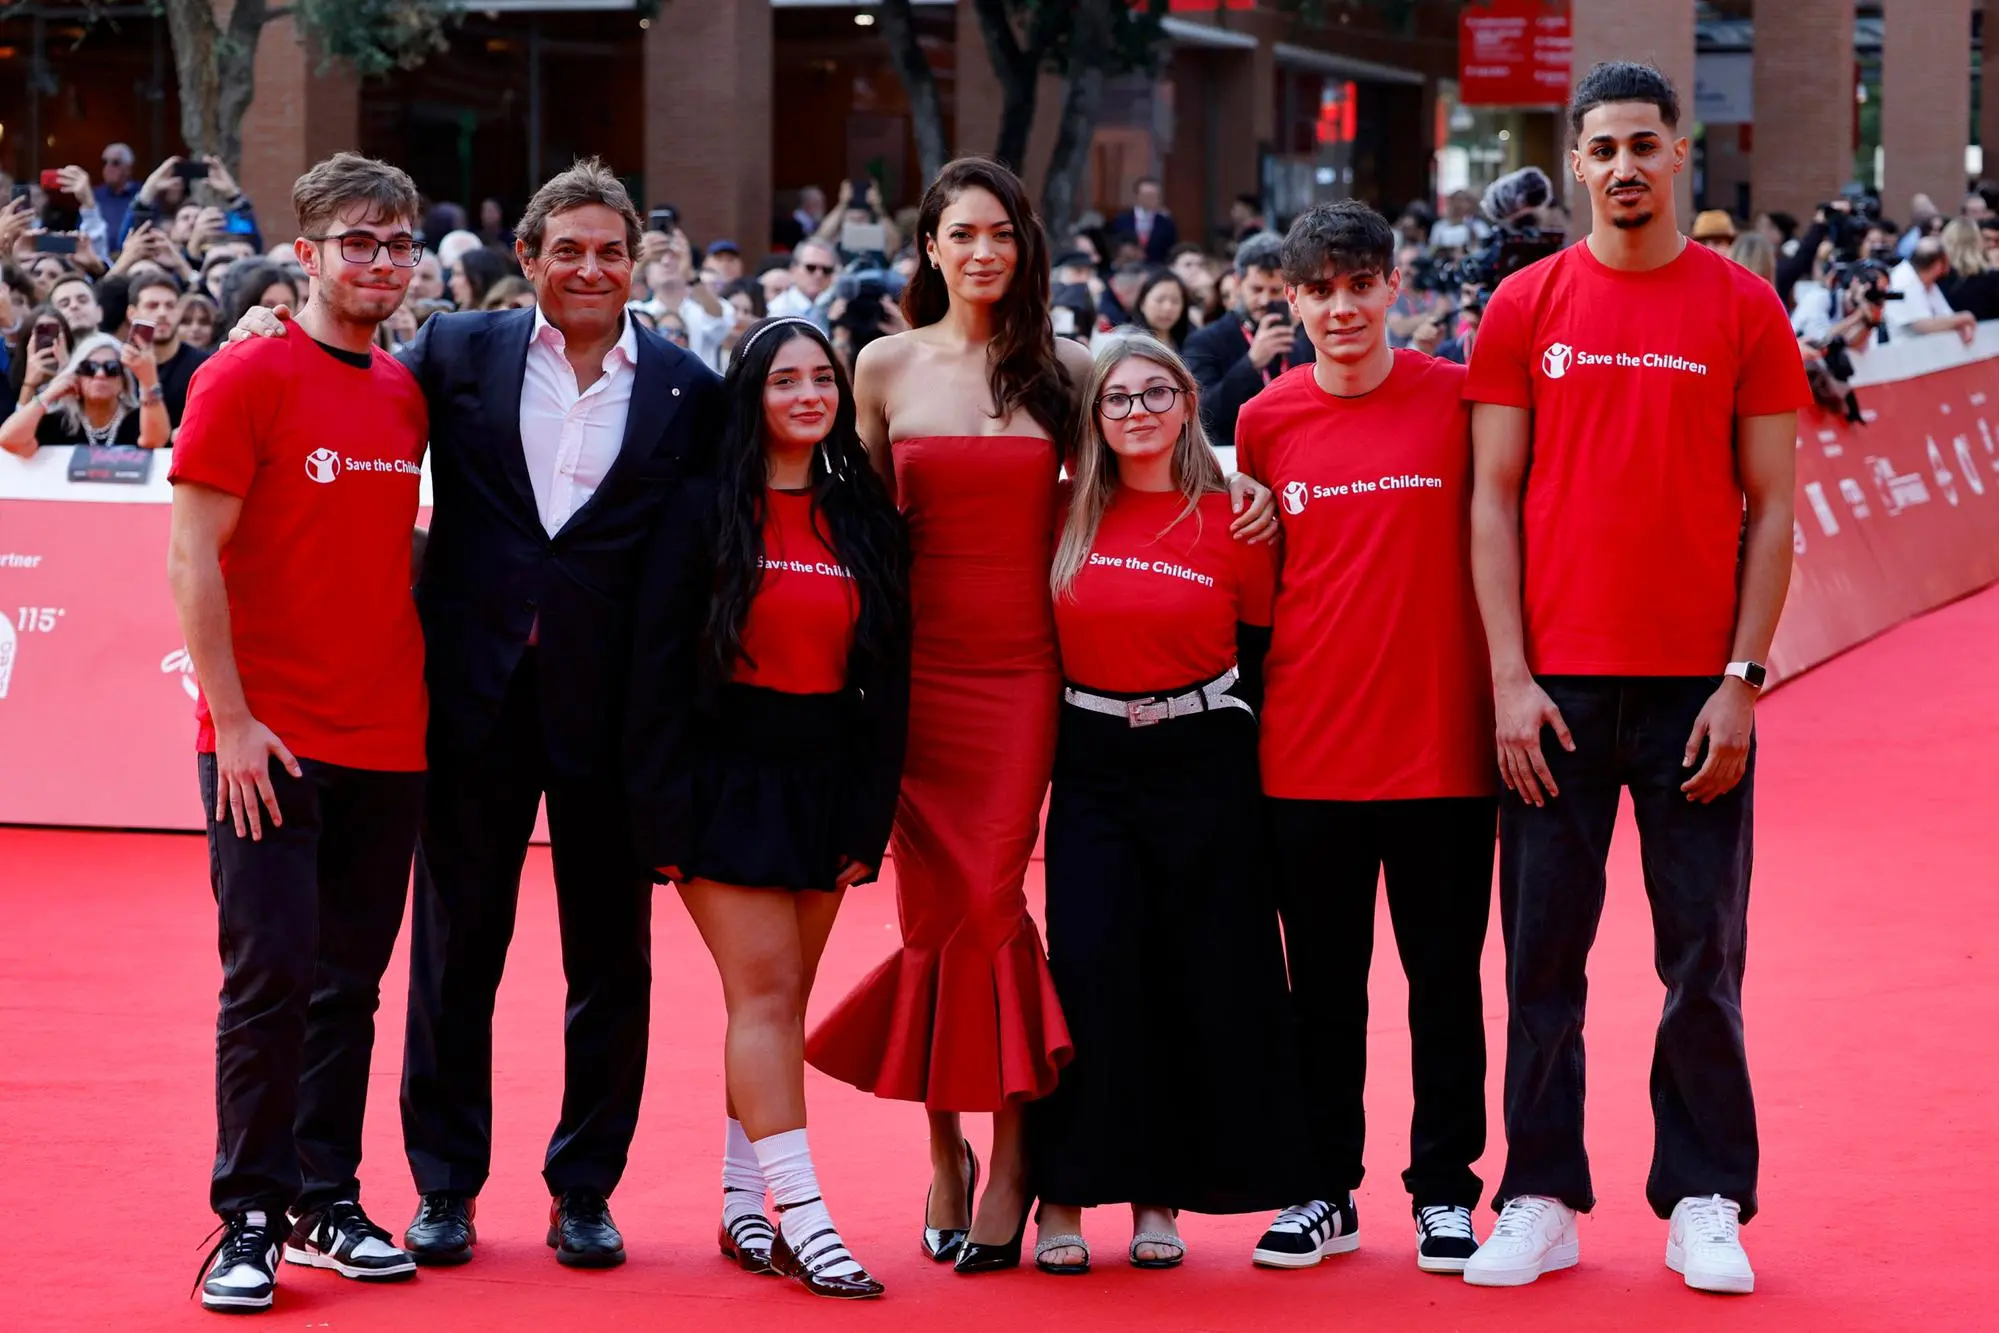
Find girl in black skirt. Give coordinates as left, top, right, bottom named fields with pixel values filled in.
left=1028, top=331, right=1310, bottom=1273
left=626, top=316, right=910, bottom=1300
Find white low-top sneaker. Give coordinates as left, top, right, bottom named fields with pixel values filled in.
left=1666, top=1195, right=1754, bottom=1294
left=1462, top=1195, right=1578, bottom=1287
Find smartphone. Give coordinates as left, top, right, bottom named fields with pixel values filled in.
left=850, top=176, right=873, bottom=201
left=224, top=209, right=257, bottom=235
left=129, top=320, right=156, bottom=350
left=648, top=207, right=678, bottom=234
left=1262, top=300, right=1292, bottom=327
left=34, top=233, right=78, bottom=255
left=32, top=322, right=60, bottom=352
left=7, top=184, right=29, bottom=207
left=39, top=169, right=61, bottom=192
left=173, top=158, right=210, bottom=183
left=841, top=220, right=886, bottom=256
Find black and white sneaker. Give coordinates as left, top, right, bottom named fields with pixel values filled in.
left=1251, top=1195, right=1360, bottom=1269
left=1415, top=1204, right=1479, bottom=1273
left=196, top=1209, right=282, bottom=1313
left=285, top=1201, right=418, bottom=1281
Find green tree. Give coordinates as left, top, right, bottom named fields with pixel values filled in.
left=155, top=0, right=456, bottom=173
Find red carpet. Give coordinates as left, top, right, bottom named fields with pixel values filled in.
left=6, top=586, right=1999, bottom=1331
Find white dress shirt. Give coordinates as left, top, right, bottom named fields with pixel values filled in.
left=519, top=307, right=639, bottom=536
left=1886, top=259, right=1955, bottom=332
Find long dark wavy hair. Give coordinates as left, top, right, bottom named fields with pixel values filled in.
left=705, top=316, right=909, bottom=688
left=901, top=157, right=1074, bottom=445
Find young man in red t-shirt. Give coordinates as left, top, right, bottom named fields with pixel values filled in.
left=1460, top=64, right=1808, bottom=1295
left=168, top=154, right=430, bottom=1313
left=1234, top=201, right=1498, bottom=1276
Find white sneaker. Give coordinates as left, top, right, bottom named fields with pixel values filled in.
left=1461, top=1195, right=1578, bottom=1287
left=1666, top=1195, right=1754, bottom=1294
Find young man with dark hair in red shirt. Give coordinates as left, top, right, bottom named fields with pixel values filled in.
left=169, top=153, right=430, bottom=1313
left=1235, top=199, right=1498, bottom=1276
left=1460, top=62, right=1808, bottom=1294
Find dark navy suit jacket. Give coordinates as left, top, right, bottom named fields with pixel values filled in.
left=399, top=307, right=724, bottom=780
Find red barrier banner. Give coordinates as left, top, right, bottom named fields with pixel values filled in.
left=1773, top=347, right=1999, bottom=682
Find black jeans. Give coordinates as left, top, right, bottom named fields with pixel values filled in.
left=200, top=753, right=423, bottom=1217
left=1269, top=795, right=1497, bottom=1209
left=400, top=648, right=653, bottom=1199
left=1496, top=676, right=1758, bottom=1222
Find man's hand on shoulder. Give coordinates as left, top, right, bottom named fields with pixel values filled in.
left=227, top=303, right=292, bottom=345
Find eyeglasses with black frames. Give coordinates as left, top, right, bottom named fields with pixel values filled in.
left=1097, top=384, right=1190, bottom=421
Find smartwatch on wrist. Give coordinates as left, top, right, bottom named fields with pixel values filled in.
left=140, top=384, right=165, bottom=405
left=1724, top=661, right=1767, bottom=690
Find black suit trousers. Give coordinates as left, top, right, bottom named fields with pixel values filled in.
left=400, top=648, right=654, bottom=1198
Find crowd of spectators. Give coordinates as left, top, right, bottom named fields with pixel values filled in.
left=14, top=136, right=1997, bottom=463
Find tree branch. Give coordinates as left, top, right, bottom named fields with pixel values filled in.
left=875, top=0, right=950, bottom=182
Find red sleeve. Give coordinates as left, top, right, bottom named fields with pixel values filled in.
left=1733, top=279, right=1814, bottom=417
left=1235, top=524, right=1277, bottom=628
left=168, top=348, right=265, bottom=498
left=1461, top=274, right=1534, bottom=408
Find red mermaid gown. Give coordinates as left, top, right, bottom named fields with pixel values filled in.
left=806, top=435, right=1074, bottom=1110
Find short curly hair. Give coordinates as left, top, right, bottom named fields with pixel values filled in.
left=1278, top=200, right=1396, bottom=286
left=1569, top=61, right=1681, bottom=138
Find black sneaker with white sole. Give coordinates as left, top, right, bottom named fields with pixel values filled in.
left=1414, top=1204, right=1479, bottom=1273
left=196, top=1209, right=283, bottom=1313
left=1252, top=1195, right=1359, bottom=1269
left=285, top=1201, right=418, bottom=1281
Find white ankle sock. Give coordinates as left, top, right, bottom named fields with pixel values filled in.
left=752, top=1128, right=862, bottom=1278
left=722, top=1117, right=765, bottom=1223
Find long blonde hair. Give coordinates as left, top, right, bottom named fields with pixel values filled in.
left=1727, top=233, right=1776, bottom=288
left=1051, top=331, right=1226, bottom=599
left=1942, top=217, right=1989, bottom=277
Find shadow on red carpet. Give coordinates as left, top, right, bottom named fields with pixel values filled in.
left=5, top=587, right=1998, bottom=1331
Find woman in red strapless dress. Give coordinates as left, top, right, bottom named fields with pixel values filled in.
left=804, top=159, right=1092, bottom=1271
left=806, top=158, right=1276, bottom=1272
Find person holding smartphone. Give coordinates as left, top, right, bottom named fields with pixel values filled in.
left=126, top=271, right=210, bottom=428
left=1181, top=231, right=1312, bottom=450
left=0, top=327, right=167, bottom=456
left=13, top=311, right=71, bottom=409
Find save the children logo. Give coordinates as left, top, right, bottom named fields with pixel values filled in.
left=162, top=646, right=200, bottom=701
left=305, top=448, right=341, bottom=484
left=1542, top=343, right=1573, bottom=379
left=1281, top=480, right=1310, bottom=515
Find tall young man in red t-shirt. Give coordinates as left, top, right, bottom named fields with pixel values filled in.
left=1460, top=63, right=1808, bottom=1295
left=1234, top=201, right=1498, bottom=1276
left=169, top=154, right=430, bottom=1313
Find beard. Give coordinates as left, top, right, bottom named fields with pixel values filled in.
left=1611, top=211, right=1656, bottom=231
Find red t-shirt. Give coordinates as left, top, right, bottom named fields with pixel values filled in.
left=169, top=334, right=429, bottom=770
left=735, top=488, right=857, bottom=694
left=1463, top=239, right=1812, bottom=675
left=1053, top=487, right=1275, bottom=694
left=1237, top=351, right=1495, bottom=800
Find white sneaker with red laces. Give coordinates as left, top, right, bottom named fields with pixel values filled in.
left=1666, top=1195, right=1754, bottom=1294
left=1461, top=1195, right=1578, bottom=1287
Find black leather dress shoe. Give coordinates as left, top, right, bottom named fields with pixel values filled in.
left=404, top=1192, right=476, bottom=1266
left=547, top=1190, right=626, bottom=1268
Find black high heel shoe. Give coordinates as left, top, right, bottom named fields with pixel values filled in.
left=953, top=1194, right=1035, bottom=1275
left=922, top=1139, right=979, bottom=1263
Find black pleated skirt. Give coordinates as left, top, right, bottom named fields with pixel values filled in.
left=682, top=683, right=858, bottom=893
left=1028, top=688, right=1310, bottom=1214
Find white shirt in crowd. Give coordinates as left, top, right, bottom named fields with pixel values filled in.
left=520, top=306, right=638, bottom=536
left=1886, top=259, right=1955, bottom=332
left=641, top=294, right=734, bottom=372
left=767, top=286, right=815, bottom=318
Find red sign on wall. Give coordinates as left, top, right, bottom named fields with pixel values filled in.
left=1459, top=0, right=1572, bottom=107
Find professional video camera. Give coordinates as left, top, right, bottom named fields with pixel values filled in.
left=1429, top=167, right=1567, bottom=303
left=1821, top=192, right=1882, bottom=264
left=832, top=259, right=904, bottom=348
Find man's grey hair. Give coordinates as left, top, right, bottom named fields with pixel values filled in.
left=1912, top=237, right=1949, bottom=272
left=1234, top=230, right=1285, bottom=276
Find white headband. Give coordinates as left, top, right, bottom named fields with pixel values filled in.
left=736, top=316, right=820, bottom=362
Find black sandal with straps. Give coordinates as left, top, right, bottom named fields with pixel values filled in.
left=770, top=1196, right=885, bottom=1299
left=718, top=1187, right=777, bottom=1275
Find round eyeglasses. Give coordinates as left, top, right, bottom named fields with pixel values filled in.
left=1097, top=384, right=1190, bottom=421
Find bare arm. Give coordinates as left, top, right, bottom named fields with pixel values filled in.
left=0, top=397, right=50, bottom=458
left=1471, top=402, right=1573, bottom=805
left=853, top=335, right=898, bottom=498
left=1678, top=410, right=1797, bottom=803
left=168, top=482, right=301, bottom=838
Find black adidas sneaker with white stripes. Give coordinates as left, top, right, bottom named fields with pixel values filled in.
left=1251, top=1195, right=1359, bottom=1269
left=285, top=1200, right=418, bottom=1281
left=1414, top=1204, right=1480, bottom=1273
